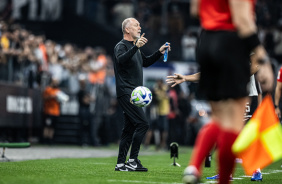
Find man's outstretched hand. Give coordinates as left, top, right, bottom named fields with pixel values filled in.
left=166, top=73, right=186, bottom=87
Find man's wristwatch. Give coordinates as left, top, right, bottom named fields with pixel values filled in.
left=275, top=105, right=279, bottom=109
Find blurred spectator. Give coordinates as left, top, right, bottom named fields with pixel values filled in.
left=144, top=80, right=170, bottom=151
left=274, top=22, right=282, bottom=63
left=135, top=1, right=150, bottom=34
left=42, top=78, right=61, bottom=144
left=106, top=100, right=124, bottom=144
left=67, top=60, right=80, bottom=95
left=34, top=35, right=48, bottom=72
left=81, top=47, right=108, bottom=146
left=1, top=29, right=10, bottom=51
left=177, top=91, right=191, bottom=144
left=167, top=85, right=179, bottom=144
left=48, top=51, right=63, bottom=84
left=148, top=0, right=162, bottom=35
left=256, top=0, right=273, bottom=27
left=112, top=0, right=134, bottom=28
left=167, top=2, right=185, bottom=59
left=88, top=47, right=107, bottom=85
left=168, top=2, right=184, bottom=36
left=77, top=77, right=95, bottom=146
left=185, top=94, right=210, bottom=146
left=181, top=29, right=197, bottom=61
left=154, top=79, right=170, bottom=150
left=60, top=43, right=79, bottom=88
left=144, top=93, right=159, bottom=149
left=105, top=55, right=116, bottom=97
left=264, top=27, right=275, bottom=57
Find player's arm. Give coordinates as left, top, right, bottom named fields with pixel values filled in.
left=275, top=81, right=282, bottom=118
left=184, top=72, right=200, bottom=82
left=229, top=0, right=256, bottom=37
left=190, top=0, right=200, bottom=17
left=166, top=72, right=200, bottom=87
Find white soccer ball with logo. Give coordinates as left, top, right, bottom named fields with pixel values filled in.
left=131, top=86, right=152, bottom=107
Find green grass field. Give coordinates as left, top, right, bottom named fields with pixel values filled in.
left=1, top=146, right=282, bottom=184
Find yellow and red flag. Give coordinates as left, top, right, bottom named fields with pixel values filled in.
left=232, top=94, right=282, bottom=175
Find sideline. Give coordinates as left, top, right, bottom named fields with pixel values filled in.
left=0, top=145, right=159, bottom=161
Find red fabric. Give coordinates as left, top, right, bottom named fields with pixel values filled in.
left=189, top=122, right=220, bottom=173
left=199, top=0, right=255, bottom=31
left=277, top=66, right=282, bottom=82
left=217, top=130, right=238, bottom=184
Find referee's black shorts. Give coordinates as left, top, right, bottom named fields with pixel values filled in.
left=117, top=94, right=148, bottom=125
left=197, top=30, right=250, bottom=101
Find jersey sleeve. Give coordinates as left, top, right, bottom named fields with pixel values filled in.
left=114, top=43, right=138, bottom=65
left=277, top=67, right=282, bottom=82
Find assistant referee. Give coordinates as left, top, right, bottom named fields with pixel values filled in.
left=181, top=0, right=273, bottom=184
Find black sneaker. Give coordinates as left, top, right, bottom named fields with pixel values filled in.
left=126, top=159, right=148, bottom=172
left=115, top=164, right=134, bottom=171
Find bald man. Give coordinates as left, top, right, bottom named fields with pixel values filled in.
left=113, top=18, right=170, bottom=171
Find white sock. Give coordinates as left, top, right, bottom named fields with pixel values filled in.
left=129, top=159, right=135, bottom=162
left=256, top=168, right=261, bottom=172
left=117, top=163, right=124, bottom=167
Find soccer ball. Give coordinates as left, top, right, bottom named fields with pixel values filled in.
left=131, top=86, right=152, bottom=107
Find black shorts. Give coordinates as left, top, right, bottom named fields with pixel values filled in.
left=117, top=94, right=148, bottom=125
left=44, top=115, right=58, bottom=128
left=197, top=30, right=250, bottom=101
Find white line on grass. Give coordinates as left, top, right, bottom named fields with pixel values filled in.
left=91, top=163, right=109, bottom=165
left=108, top=179, right=182, bottom=184
left=240, top=175, right=251, bottom=178
left=231, top=177, right=243, bottom=180
left=204, top=169, right=282, bottom=183
left=109, top=170, right=282, bottom=184
left=268, top=170, right=282, bottom=174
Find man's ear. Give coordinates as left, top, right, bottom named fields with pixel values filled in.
left=125, top=27, right=129, bottom=34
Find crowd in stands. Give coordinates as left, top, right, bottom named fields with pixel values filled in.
left=0, top=21, right=115, bottom=93
left=93, top=0, right=282, bottom=62
left=0, top=20, right=120, bottom=145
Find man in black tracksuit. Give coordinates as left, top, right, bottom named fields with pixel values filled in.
left=113, top=17, right=170, bottom=172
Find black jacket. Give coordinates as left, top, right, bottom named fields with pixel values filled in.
left=113, top=39, right=163, bottom=97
